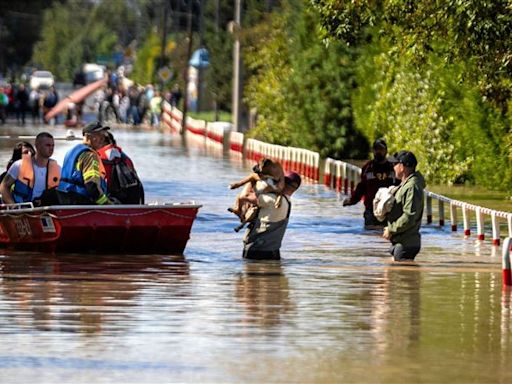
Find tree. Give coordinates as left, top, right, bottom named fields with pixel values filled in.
left=244, top=1, right=369, bottom=158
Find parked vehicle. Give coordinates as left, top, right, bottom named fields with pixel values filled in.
left=29, top=70, right=54, bottom=90
left=73, top=63, right=106, bottom=87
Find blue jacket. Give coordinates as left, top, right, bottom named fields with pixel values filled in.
left=57, top=144, right=107, bottom=199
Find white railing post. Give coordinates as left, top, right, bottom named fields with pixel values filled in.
left=450, top=202, right=457, bottom=231
left=502, top=237, right=512, bottom=286
left=476, top=207, right=485, bottom=241
left=492, top=212, right=500, bottom=246
left=426, top=195, right=432, bottom=224
left=439, top=200, right=445, bottom=227
left=463, top=204, right=471, bottom=237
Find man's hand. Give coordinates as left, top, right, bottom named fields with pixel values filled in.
left=382, top=227, right=391, bottom=240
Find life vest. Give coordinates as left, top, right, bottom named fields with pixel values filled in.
left=58, top=144, right=107, bottom=198
left=97, top=144, right=144, bottom=204
left=13, top=154, right=60, bottom=203
left=97, top=144, right=127, bottom=188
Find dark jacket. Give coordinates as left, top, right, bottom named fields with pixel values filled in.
left=346, top=159, right=397, bottom=210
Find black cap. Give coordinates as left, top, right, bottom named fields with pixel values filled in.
left=388, top=150, right=418, bottom=168
left=285, top=171, right=302, bottom=189
left=82, top=121, right=110, bottom=135
left=373, top=138, right=387, bottom=150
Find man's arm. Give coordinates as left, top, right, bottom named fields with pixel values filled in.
left=79, top=152, right=112, bottom=205
left=343, top=162, right=370, bottom=206
left=343, top=180, right=366, bottom=206
left=0, top=174, right=16, bottom=204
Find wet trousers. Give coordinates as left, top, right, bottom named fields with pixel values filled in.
left=389, top=243, right=420, bottom=261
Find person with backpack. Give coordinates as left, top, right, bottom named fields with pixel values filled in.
left=97, top=131, right=144, bottom=204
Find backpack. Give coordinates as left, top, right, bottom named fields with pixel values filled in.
left=110, top=159, right=144, bottom=204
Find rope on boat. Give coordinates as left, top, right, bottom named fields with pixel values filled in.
left=0, top=212, right=58, bottom=219
left=56, top=208, right=196, bottom=220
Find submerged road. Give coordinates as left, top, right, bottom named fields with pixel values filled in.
left=0, top=123, right=510, bottom=383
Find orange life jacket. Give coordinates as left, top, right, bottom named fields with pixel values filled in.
left=13, top=155, right=60, bottom=202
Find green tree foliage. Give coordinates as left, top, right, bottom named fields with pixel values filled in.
left=32, top=1, right=126, bottom=81
left=203, top=0, right=235, bottom=112
left=312, top=0, right=512, bottom=189
left=32, top=3, right=87, bottom=81
left=132, top=30, right=161, bottom=85
left=244, top=1, right=369, bottom=158
left=244, top=11, right=292, bottom=144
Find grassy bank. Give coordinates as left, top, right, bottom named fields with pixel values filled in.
left=188, top=111, right=231, bottom=123
left=428, top=185, right=512, bottom=212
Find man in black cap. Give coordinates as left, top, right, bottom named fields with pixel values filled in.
left=343, top=138, right=398, bottom=229
left=383, top=150, right=425, bottom=261
left=57, top=121, right=114, bottom=205
left=242, top=171, right=301, bottom=260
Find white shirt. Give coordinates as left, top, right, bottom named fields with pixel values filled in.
left=257, top=193, right=290, bottom=224
left=7, top=159, right=60, bottom=199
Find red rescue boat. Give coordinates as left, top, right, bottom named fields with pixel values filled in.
left=0, top=203, right=201, bottom=254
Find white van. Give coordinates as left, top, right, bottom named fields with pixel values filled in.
left=30, top=70, right=54, bottom=90
left=83, top=63, right=106, bottom=83
left=74, top=63, right=106, bottom=86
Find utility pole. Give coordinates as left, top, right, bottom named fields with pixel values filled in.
left=232, top=0, right=242, bottom=132
left=158, top=0, right=169, bottom=88
left=197, top=0, right=204, bottom=112
left=181, top=0, right=194, bottom=136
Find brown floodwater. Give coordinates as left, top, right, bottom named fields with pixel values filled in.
left=0, top=124, right=510, bottom=383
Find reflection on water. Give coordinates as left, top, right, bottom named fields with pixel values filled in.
left=234, top=261, right=291, bottom=328
left=0, top=124, right=511, bottom=383
left=0, top=252, right=190, bottom=334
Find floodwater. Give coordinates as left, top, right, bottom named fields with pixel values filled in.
left=0, top=124, right=510, bottom=383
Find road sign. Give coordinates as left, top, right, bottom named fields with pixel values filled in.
left=189, top=48, right=209, bottom=69
left=158, top=66, right=172, bottom=83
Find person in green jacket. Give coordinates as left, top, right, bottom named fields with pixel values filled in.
left=383, top=150, right=425, bottom=261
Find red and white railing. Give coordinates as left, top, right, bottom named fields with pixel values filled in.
left=424, top=191, right=512, bottom=247
left=323, top=157, right=362, bottom=195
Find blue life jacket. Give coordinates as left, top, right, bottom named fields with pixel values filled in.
left=58, top=144, right=107, bottom=198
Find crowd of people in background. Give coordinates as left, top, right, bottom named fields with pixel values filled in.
left=0, top=82, right=59, bottom=125
left=0, top=67, right=183, bottom=128
left=95, top=71, right=182, bottom=127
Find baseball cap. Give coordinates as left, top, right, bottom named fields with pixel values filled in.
left=388, top=150, right=418, bottom=168
left=373, top=138, right=387, bottom=150
left=285, top=171, right=302, bottom=188
left=82, top=121, right=110, bottom=135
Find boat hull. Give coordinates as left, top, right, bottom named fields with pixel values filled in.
left=0, top=204, right=201, bottom=254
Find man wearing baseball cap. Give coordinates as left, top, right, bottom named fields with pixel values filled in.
left=242, top=171, right=301, bottom=260
left=343, top=138, right=399, bottom=229
left=57, top=121, right=114, bottom=205
left=383, top=150, right=425, bottom=261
